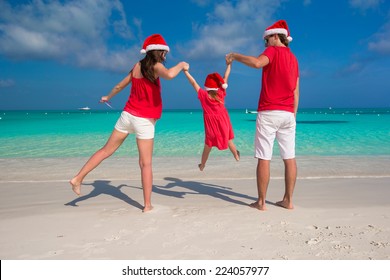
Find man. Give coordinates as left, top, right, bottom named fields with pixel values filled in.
left=226, top=20, right=299, bottom=210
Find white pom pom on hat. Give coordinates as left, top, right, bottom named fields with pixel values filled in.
left=140, top=34, right=170, bottom=54
left=263, top=19, right=293, bottom=42
left=204, top=73, right=228, bottom=91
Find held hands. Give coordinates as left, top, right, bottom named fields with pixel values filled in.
left=225, top=53, right=234, bottom=65
left=182, top=62, right=190, bottom=71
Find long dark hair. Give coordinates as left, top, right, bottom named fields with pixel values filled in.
left=207, top=90, right=223, bottom=104
left=139, top=50, right=167, bottom=84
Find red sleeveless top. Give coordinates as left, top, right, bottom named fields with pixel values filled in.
left=124, top=65, right=162, bottom=119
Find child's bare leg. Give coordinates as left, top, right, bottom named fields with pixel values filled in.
left=228, top=140, right=240, bottom=161
left=199, top=145, right=212, bottom=171
left=70, top=129, right=127, bottom=195
left=137, top=138, right=154, bottom=212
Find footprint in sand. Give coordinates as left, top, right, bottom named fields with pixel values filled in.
left=105, top=235, right=120, bottom=242
left=370, top=241, right=390, bottom=248
left=333, top=244, right=352, bottom=250
left=48, top=250, right=64, bottom=257
left=104, top=229, right=131, bottom=242
left=306, top=237, right=322, bottom=245
left=306, top=225, right=319, bottom=230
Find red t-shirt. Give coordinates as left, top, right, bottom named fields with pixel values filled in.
left=258, top=46, right=299, bottom=113
left=124, top=74, right=162, bottom=119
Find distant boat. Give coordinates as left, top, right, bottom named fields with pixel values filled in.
left=245, top=109, right=257, bottom=114
left=78, top=106, right=91, bottom=111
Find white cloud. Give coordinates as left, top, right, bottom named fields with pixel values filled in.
left=178, top=0, right=282, bottom=60
left=0, top=0, right=137, bottom=72
left=369, top=39, right=390, bottom=54
left=190, top=0, right=212, bottom=7
left=368, top=21, right=390, bottom=55
left=349, top=0, right=382, bottom=11
left=336, top=4, right=390, bottom=76
left=0, top=79, right=15, bottom=88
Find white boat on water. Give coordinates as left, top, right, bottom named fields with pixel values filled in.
left=245, top=109, right=257, bottom=114
left=78, top=106, right=91, bottom=111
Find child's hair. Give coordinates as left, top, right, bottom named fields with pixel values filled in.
left=204, top=72, right=227, bottom=104
left=207, top=90, right=223, bottom=104
left=140, top=50, right=167, bottom=84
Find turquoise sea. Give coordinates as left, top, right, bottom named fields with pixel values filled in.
left=1, top=108, right=390, bottom=158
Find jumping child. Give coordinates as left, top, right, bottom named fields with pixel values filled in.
left=183, top=63, right=240, bottom=171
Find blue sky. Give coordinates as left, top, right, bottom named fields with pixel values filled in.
left=1, top=0, right=390, bottom=110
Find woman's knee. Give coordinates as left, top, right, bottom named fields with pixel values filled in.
left=139, top=159, right=152, bottom=170
left=97, top=146, right=114, bottom=159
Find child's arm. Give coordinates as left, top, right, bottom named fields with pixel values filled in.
left=223, top=62, right=231, bottom=84
left=183, top=70, right=201, bottom=93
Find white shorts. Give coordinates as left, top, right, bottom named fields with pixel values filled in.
left=114, top=111, right=156, bottom=139
left=255, top=111, right=296, bottom=160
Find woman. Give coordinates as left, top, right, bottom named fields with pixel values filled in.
left=70, top=34, right=189, bottom=212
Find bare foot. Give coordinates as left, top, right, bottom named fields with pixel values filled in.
left=198, top=163, right=205, bottom=171
left=142, top=205, right=153, bottom=213
left=249, top=202, right=267, bottom=211
left=276, top=200, right=294, bottom=210
left=69, top=178, right=81, bottom=196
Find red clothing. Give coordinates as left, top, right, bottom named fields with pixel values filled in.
left=258, top=46, right=299, bottom=113
left=124, top=73, right=162, bottom=119
left=198, top=88, right=234, bottom=150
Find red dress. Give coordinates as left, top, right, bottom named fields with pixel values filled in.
left=198, top=88, right=234, bottom=150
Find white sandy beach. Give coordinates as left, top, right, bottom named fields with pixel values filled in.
left=0, top=156, right=389, bottom=260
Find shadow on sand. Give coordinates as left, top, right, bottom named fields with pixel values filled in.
left=65, top=180, right=143, bottom=210
left=153, top=177, right=270, bottom=207
left=65, top=177, right=274, bottom=209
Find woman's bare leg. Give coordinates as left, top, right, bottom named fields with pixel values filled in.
left=137, top=138, right=154, bottom=212
left=70, top=129, right=128, bottom=195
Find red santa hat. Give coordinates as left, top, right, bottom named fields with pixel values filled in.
left=263, top=20, right=293, bottom=42
left=140, top=34, right=170, bottom=54
left=204, top=73, right=228, bottom=91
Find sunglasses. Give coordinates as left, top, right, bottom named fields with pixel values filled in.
left=264, top=35, right=273, bottom=44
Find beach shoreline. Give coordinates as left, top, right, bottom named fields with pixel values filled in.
left=0, top=155, right=389, bottom=260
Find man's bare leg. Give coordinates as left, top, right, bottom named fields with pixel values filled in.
left=250, top=159, right=270, bottom=211
left=276, top=158, right=297, bottom=209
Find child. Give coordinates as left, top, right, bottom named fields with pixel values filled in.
left=70, top=34, right=189, bottom=212
left=183, top=63, right=240, bottom=171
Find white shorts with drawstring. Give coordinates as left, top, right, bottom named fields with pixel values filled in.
left=255, top=110, right=296, bottom=160
left=114, top=111, right=156, bottom=139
